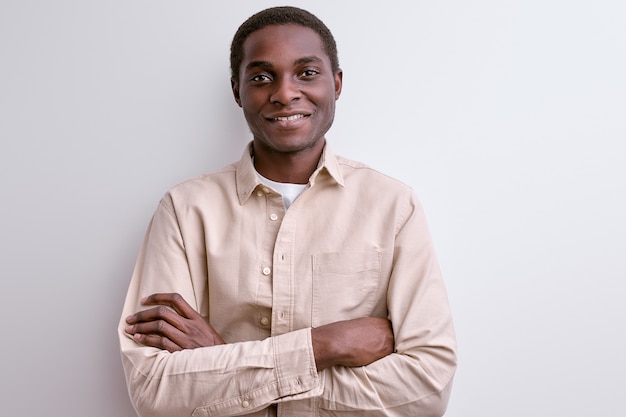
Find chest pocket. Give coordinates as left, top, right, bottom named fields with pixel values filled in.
left=311, top=250, right=382, bottom=327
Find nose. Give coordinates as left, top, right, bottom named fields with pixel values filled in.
left=269, top=76, right=301, bottom=105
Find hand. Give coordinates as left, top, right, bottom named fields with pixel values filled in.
left=311, top=317, right=394, bottom=371
left=125, top=293, right=225, bottom=352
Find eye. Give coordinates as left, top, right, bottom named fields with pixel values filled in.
left=250, top=73, right=272, bottom=83
left=300, top=69, right=320, bottom=78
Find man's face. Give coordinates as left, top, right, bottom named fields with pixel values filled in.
left=232, top=24, right=342, bottom=155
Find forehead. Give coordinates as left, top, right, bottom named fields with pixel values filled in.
left=241, top=24, right=330, bottom=67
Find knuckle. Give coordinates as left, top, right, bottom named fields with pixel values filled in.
left=156, top=306, right=170, bottom=316
left=153, top=336, right=166, bottom=349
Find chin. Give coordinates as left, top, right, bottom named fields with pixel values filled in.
left=257, top=136, right=322, bottom=154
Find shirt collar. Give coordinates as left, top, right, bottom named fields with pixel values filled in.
left=236, top=141, right=345, bottom=205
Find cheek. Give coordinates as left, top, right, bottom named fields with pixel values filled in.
left=316, top=87, right=338, bottom=111
left=242, top=109, right=260, bottom=130
left=240, top=100, right=263, bottom=123
left=239, top=88, right=263, bottom=109
left=320, top=96, right=336, bottom=116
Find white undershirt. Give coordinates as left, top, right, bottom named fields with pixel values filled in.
left=257, top=172, right=307, bottom=209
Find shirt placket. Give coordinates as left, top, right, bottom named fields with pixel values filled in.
left=257, top=186, right=292, bottom=336
left=271, top=205, right=297, bottom=337
left=257, top=189, right=296, bottom=337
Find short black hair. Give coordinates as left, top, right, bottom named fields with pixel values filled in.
left=230, top=6, right=339, bottom=82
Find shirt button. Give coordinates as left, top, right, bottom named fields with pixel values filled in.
left=241, top=400, right=250, bottom=408
left=262, top=267, right=271, bottom=275
left=262, top=187, right=270, bottom=193
left=260, top=317, right=270, bottom=326
left=269, top=213, right=278, bottom=221
left=256, top=190, right=263, bottom=197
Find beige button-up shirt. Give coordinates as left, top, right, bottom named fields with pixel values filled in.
left=119, top=143, right=457, bottom=417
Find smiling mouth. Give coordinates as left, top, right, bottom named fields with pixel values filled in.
left=272, top=114, right=308, bottom=121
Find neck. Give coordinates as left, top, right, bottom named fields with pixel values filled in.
left=252, top=139, right=325, bottom=184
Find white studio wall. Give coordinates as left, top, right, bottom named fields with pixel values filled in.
left=1, top=1, right=624, bottom=416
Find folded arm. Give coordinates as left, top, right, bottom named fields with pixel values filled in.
left=124, top=292, right=394, bottom=370
left=314, top=190, right=457, bottom=416
left=119, top=197, right=396, bottom=417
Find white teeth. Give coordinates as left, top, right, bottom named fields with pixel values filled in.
left=275, top=114, right=305, bottom=121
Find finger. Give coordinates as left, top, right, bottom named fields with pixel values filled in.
left=131, top=332, right=182, bottom=353
left=126, top=305, right=186, bottom=331
left=141, top=293, right=199, bottom=319
left=126, top=318, right=190, bottom=348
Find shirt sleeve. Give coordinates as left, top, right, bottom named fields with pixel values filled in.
left=316, top=189, right=457, bottom=416
left=118, top=195, right=322, bottom=417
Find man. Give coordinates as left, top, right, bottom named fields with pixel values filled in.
left=120, top=6, right=456, bottom=417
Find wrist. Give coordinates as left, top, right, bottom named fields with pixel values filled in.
left=311, top=325, right=340, bottom=371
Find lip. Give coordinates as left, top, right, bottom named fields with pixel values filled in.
left=265, top=112, right=311, bottom=128
left=266, top=112, right=311, bottom=121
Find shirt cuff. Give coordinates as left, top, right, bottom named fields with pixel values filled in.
left=273, top=327, right=321, bottom=398
left=191, top=329, right=322, bottom=417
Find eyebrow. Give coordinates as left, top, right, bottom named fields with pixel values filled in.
left=245, top=60, right=272, bottom=71
left=245, top=55, right=324, bottom=71
left=293, top=55, right=323, bottom=66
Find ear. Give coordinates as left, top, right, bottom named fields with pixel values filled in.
left=231, top=77, right=242, bottom=107
left=334, top=69, right=343, bottom=100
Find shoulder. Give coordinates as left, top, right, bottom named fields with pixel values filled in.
left=332, top=155, right=426, bottom=234
left=336, top=155, right=414, bottom=195
left=160, top=162, right=239, bottom=207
